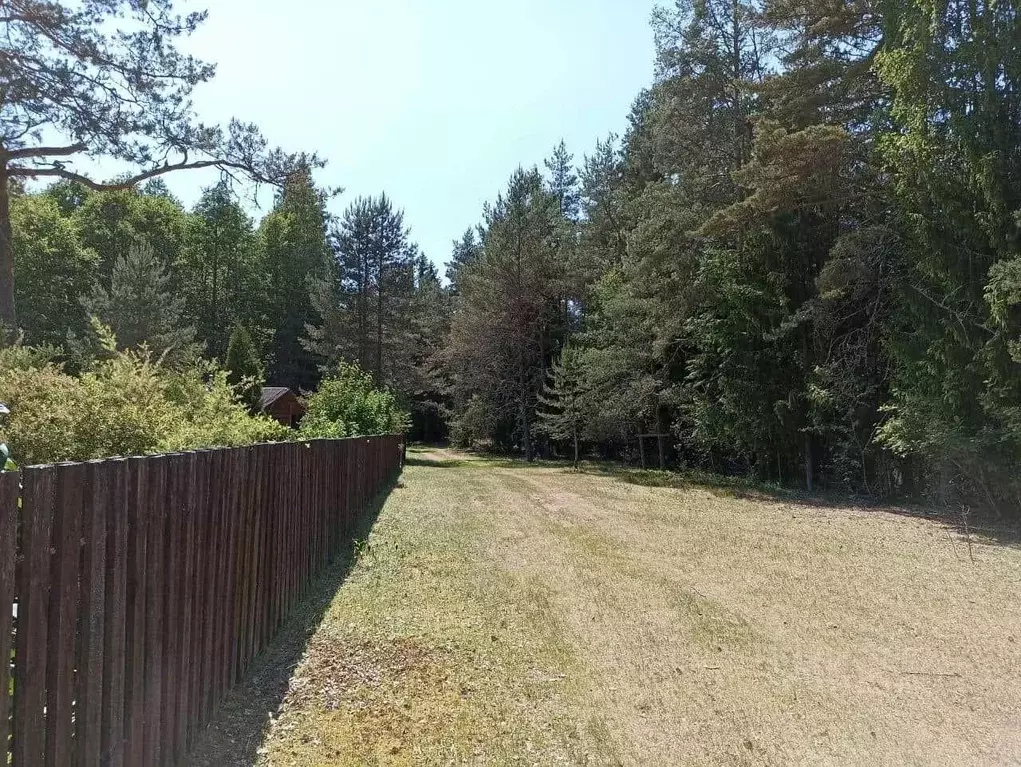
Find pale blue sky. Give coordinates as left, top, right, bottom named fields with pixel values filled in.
left=144, top=1, right=658, bottom=268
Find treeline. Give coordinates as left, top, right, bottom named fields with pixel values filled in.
left=442, top=0, right=1021, bottom=517
left=1, top=0, right=421, bottom=465
left=7, top=174, right=444, bottom=437
left=6, top=0, right=1020, bottom=516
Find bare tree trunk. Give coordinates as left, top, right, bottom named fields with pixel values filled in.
left=0, top=164, right=15, bottom=334
left=573, top=429, right=579, bottom=468
left=376, top=277, right=384, bottom=383
left=639, top=436, right=646, bottom=470
left=519, top=350, right=533, bottom=462
left=211, top=218, right=220, bottom=356
left=657, top=433, right=666, bottom=470
left=805, top=433, right=813, bottom=492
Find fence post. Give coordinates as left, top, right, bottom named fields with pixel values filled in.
left=0, top=472, right=18, bottom=767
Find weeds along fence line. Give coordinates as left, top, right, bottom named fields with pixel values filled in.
left=0, top=434, right=404, bottom=767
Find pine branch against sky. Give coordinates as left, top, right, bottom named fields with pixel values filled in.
left=68, top=0, right=658, bottom=271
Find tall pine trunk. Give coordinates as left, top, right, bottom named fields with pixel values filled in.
left=0, top=165, right=15, bottom=333
left=519, top=348, right=533, bottom=461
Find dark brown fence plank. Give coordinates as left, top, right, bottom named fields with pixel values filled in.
left=189, top=451, right=209, bottom=740
left=221, top=448, right=238, bottom=692
left=160, top=454, right=183, bottom=766
left=198, top=451, right=218, bottom=726
left=0, top=472, right=18, bottom=766
left=267, top=445, right=281, bottom=638
left=76, top=462, right=106, bottom=767
left=45, top=463, right=84, bottom=767
left=123, top=457, right=149, bottom=766
left=13, top=467, right=56, bottom=766
left=238, top=447, right=255, bottom=676
left=100, top=459, right=129, bottom=767
left=254, top=444, right=267, bottom=656
left=142, top=455, right=167, bottom=767
left=175, top=453, right=197, bottom=754
left=264, top=445, right=276, bottom=646
left=206, top=449, right=226, bottom=718
left=254, top=447, right=270, bottom=654
left=229, top=449, right=244, bottom=684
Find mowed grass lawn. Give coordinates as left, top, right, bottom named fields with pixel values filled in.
left=194, top=448, right=1021, bottom=766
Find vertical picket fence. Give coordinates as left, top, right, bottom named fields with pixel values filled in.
left=0, top=434, right=404, bottom=767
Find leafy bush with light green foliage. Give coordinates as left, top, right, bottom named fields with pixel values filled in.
left=0, top=341, right=288, bottom=466
left=301, top=362, right=409, bottom=439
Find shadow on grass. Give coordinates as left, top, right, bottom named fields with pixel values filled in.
left=591, top=463, right=1021, bottom=549
left=404, top=456, right=471, bottom=469
left=445, top=449, right=1021, bottom=550
left=185, top=475, right=401, bottom=767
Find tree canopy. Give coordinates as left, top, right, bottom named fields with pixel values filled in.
left=0, top=0, right=322, bottom=330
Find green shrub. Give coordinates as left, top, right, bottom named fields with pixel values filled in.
left=0, top=344, right=288, bottom=465
left=301, top=362, right=409, bottom=439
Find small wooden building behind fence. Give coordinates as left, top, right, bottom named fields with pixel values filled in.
left=0, top=434, right=403, bottom=767
left=260, top=387, right=306, bottom=427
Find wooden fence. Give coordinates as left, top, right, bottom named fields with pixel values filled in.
left=0, top=434, right=404, bottom=767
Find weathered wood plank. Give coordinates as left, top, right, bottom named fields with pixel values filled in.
left=142, top=455, right=167, bottom=767
left=13, top=467, right=55, bottom=766
left=198, top=450, right=218, bottom=725
left=45, top=463, right=84, bottom=767
left=75, top=462, right=107, bottom=767
left=123, top=457, right=149, bottom=766
left=0, top=472, right=19, bottom=766
left=206, top=449, right=226, bottom=714
left=98, top=459, right=129, bottom=767
left=220, top=448, right=241, bottom=693
left=175, top=452, right=197, bottom=752
left=228, top=447, right=246, bottom=686
left=189, top=451, right=209, bottom=739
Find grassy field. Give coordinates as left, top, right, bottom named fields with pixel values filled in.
left=192, top=448, right=1021, bottom=766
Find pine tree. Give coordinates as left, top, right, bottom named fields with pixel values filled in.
left=87, top=241, right=198, bottom=363
left=0, top=0, right=318, bottom=330
left=307, top=194, right=417, bottom=392
left=261, top=168, right=331, bottom=391
left=875, top=0, right=1021, bottom=511
left=537, top=345, right=589, bottom=466
left=544, top=140, right=581, bottom=221
left=445, top=228, right=482, bottom=296
left=180, top=182, right=265, bottom=359
left=446, top=168, right=563, bottom=459
left=225, top=325, right=265, bottom=412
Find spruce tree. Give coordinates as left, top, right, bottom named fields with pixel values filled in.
left=537, top=345, right=589, bottom=466
left=875, top=0, right=1021, bottom=510
left=445, top=228, right=482, bottom=295
left=225, top=325, right=265, bottom=412
left=544, top=140, right=581, bottom=221
left=87, top=241, right=198, bottom=362
left=307, top=194, right=417, bottom=392
left=261, top=168, right=331, bottom=391
left=180, top=182, right=265, bottom=359
left=446, top=168, right=563, bottom=459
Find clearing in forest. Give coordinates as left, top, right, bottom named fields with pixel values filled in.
left=192, top=448, right=1021, bottom=766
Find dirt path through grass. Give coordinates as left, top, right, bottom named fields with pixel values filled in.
left=193, top=448, right=1021, bottom=766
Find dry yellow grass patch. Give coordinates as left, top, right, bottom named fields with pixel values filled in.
left=199, top=447, right=1021, bottom=766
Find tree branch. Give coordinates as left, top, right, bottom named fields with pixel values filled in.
left=8, top=158, right=255, bottom=190
left=5, top=142, right=88, bottom=160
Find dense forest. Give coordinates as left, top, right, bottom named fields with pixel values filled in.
left=3, top=0, right=1020, bottom=517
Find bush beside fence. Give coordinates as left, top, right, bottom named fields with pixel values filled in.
left=0, top=434, right=404, bottom=767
